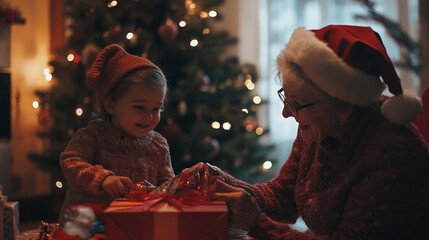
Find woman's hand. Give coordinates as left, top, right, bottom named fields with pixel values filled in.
left=102, top=175, right=134, bottom=198
left=210, top=180, right=261, bottom=231
left=181, top=162, right=205, bottom=175
left=181, top=162, right=228, bottom=184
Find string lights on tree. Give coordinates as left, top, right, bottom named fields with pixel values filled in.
left=31, top=0, right=275, bottom=184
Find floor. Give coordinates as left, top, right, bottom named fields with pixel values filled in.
left=20, top=220, right=43, bottom=232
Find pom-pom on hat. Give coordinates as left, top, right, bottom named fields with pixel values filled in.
left=86, top=44, right=162, bottom=110
left=281, top=25, right=421, bottom=124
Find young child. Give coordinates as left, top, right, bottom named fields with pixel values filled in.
left=59, top=44, right=174, bottom=223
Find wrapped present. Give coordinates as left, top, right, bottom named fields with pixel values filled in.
left=0, top=185, right=19, bottom=240
left=128, top=163, right=216, bottom=198
left=104, top=191, right=228, bottom=240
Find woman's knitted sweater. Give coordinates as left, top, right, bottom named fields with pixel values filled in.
left=227, top=106, right=429, bottom=239
left=59, top=118, right=174, bottom=222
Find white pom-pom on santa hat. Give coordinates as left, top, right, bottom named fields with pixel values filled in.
left=381, top=90, right=422, bottom=125
left=280, top=25, right=422, bottom=124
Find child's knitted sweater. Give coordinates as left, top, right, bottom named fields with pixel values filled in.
left=59, top=118, right=174, bottom=222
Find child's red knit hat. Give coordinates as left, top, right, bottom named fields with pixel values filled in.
left=280, top=25, right=421, bottom=124
left=86, top=44, right=162, bottom=110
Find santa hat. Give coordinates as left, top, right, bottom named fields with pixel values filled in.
left=86, top=44, right=163, bottom=110
left=281, top=25, right=421, bottom=124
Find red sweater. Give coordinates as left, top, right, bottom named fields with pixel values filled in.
left=59, top=118, right=174, bottom=222
left=227, top=106, right=429, bottom=239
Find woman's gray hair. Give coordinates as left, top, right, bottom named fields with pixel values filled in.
left=276, top=55, right=316, bottom=89
left=276, top=55, right=352, bottom=109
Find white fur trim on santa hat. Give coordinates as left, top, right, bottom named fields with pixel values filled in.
left=283, top=27, right=386, bottom=106
left=381, top=90, right=422, bottom=125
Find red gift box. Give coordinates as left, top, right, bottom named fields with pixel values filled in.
left=104, top=194, right=228, bottom=240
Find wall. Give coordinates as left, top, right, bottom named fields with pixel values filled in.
left=6, top=0, right=51, bottom=198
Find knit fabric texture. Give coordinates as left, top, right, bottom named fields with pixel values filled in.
left=227, top=103, right=429, bottom=239
left=59, top=118, right=174, bottom=223
left=86, top=44, right=162, bottom=110
left=413, top=84, right=429, bottom=148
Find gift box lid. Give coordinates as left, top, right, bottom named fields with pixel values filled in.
left=105, top=198, right=228, bottom=213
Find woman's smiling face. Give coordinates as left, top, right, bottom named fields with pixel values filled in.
left=281, top=73, right=344, bottom=143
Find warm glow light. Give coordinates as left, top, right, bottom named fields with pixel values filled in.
left=255, top=127, right=264, bottom=135
left=253, top=96, right=262, bottom=104
left=244, top=79, right=253, bottom=86
left=263, top=161, right=272, bottom=170
left=67, top=54, right=74, bottom=62
left=126, top=32, right=134, bottom=39
left=76, top=108, right=83, bottom=116
left=246, top=82, right=255, bottom=90
left=200, top=11, right=208, bottom=18
left=56, top=181, right=63, bottom=188
left=190, top=39, right=199, bottom=47
left=209, top=10, right=217, bottom=17
left=44, top=68, right=52, bottom=81
left=188, top=9, right=196, bottom=15
left=32, top=101, right=39, bottom=109
left=245, top=124, right=253, bottom=132
left=108, top=1, right=117, bottom=7
left=222, top=122, right=231, bottom=130
left=186, top=0, right=196, bottom=14
left=202, top=28, right=210, bottom=34
left=242, top=108, right=249, bottom=114
left=212, top=121, right=220, bottom=129
left=179, top=21, right=186, bottom=27
left=45, top=73, right=52, bottom=81
left=246, top=74, right=252, bottom=80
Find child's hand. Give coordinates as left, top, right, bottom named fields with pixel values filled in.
left=102, top=176, right=134, bottom=198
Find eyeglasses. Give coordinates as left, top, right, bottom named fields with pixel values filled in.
left=277, top=88, right=318, bottom=117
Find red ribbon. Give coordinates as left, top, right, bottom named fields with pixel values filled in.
left=127, top=190, right=212, bottom=211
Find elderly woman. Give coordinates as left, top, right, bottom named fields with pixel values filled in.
left=194, top=25, right=429, bottom=239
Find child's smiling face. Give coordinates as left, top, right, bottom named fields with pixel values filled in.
left=105, top=82, right=165, bottom=138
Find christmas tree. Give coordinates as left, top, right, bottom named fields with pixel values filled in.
left=30, top=0, right=275, bottom=184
